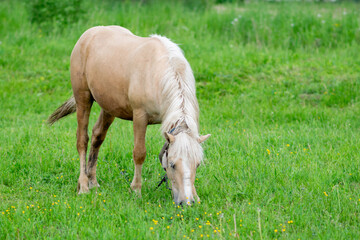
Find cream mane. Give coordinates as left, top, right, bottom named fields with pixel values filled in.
left=150, top=35, right=200, bottom=139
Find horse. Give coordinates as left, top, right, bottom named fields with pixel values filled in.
left=48, top=26, right=210, bottom=205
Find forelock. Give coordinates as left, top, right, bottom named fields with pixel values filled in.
left=168, top=133, right=203, bottom=165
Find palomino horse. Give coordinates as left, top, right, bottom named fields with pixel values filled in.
left=48, top=26, right=210, bottom=205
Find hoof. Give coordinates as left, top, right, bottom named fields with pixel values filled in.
left=77, top=176, right=89, bottom=194
left=130, top=182, right=142, bottom=197
left=77, top=185, right=89, bottom=194
left=89, top=180, right=100, bottom=189
left=133, top=188, right=142, bottom=196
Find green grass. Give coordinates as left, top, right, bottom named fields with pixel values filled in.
left=1, top=0, right=360, bottom=239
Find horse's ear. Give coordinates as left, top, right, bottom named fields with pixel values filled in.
left=198, top=134, right=211, bottom=143
left=165, top=132, right=175, bottom=144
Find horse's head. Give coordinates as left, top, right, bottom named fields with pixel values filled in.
left=159, top=132, right=210, bottom=205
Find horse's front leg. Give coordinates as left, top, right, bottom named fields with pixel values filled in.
left=130, top=109, right=148, bottom=195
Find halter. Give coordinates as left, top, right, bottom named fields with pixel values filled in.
left=156, top=127, right=176, bottom=190
left=158, top=127, right=176, bottom=171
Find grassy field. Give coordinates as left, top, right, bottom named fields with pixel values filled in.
left=1, top=0, right=360, bottom=239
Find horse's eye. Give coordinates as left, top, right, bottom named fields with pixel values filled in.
left=170, top=162, right=176, bottom=170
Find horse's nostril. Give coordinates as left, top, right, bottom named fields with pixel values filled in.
left=177, top=200, right=194, bottom=206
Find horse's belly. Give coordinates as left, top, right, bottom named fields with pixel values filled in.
left=93, top=91, right=133, bottom=120
left=94, top=92, right=162, bottom=124
left=88, top=75, right=162, bottom=123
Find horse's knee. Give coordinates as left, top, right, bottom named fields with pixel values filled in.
left=133, top=147, right=146, bottom=165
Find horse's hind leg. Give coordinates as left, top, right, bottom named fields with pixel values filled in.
left=75, top=91, right=93, bottom=194
left=87, top=109, right=115, bottom=189
left=130, top=109, right=148, bottom=195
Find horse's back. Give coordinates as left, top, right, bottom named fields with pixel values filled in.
left=70, top=26, right=169, bottom=122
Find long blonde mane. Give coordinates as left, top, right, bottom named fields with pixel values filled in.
left=151, top=35, right=200, bottom=139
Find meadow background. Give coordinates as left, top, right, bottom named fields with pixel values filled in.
left=1, top=0, right=360, bottom=239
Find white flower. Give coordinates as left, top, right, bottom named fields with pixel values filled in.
left=231, top=18, right=239, bottom=25
left=317, top=13, right=322, bottom=18
left=321, top=20, right=326, bottom=24
left=290, top=23, right=294, bottom=27
left=343, top=11, right=347, bottom=15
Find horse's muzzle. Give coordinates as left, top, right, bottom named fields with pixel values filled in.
left=178, top=200, right=195, bottom=206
